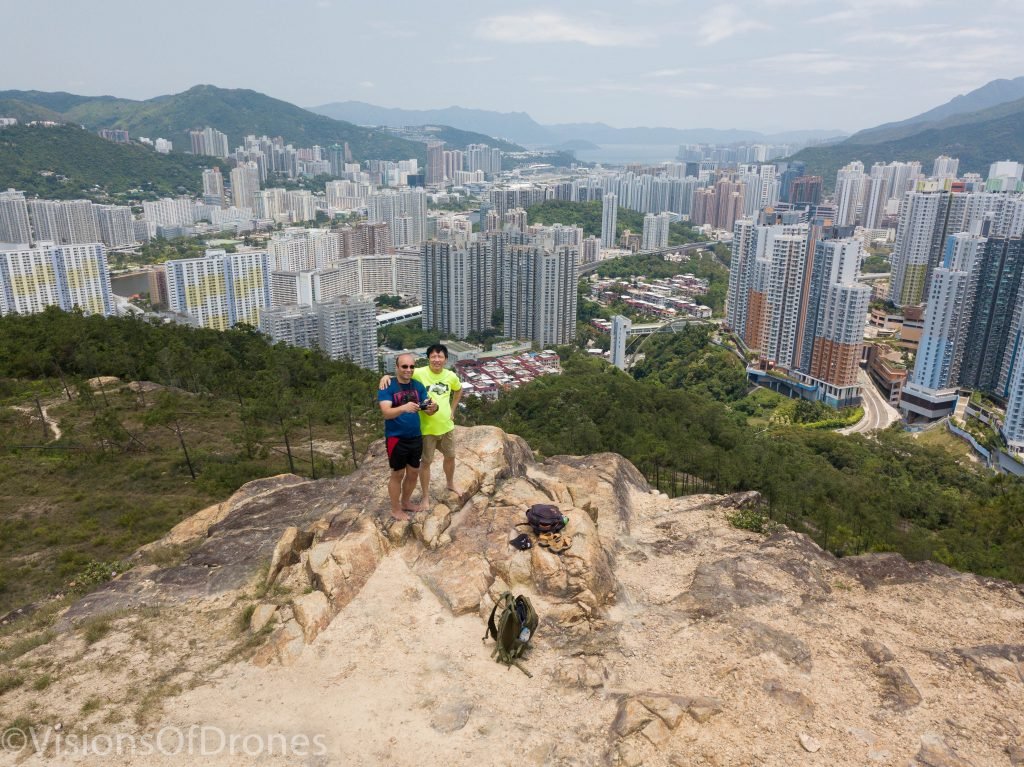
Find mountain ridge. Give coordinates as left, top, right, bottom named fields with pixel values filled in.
left=308, top=100, right=845, bottom=148
left=0, top=85, right=427, bottom=162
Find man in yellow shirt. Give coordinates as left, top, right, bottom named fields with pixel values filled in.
left=380, top=343, right=462, bottom=511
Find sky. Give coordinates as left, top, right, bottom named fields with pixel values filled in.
left=5, top=0, right=1024, bottom=134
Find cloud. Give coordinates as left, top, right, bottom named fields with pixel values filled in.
left=359, top=81, right=374, bottom=89
left=476, top=13, right=652, bottom=46
left=752, top=51, right=863, bottom=75
left=844, top=25, right=999, bottom=46
left=443, top=55, right=494, bottom=64
left=696, top=5, right=770, bottom=46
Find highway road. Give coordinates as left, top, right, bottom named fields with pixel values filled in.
left=840, top=368, right=901, bottom=435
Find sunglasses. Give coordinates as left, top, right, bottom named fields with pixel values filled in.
left=398, top=364, right=415, bottom=369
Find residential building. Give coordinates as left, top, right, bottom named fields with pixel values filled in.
left=611, top=315, right=631, bottom=370
left=165, top=249, right=270, bottom=330
left=422, top=240, right=494, bottom=338
left=642, top=212, right=671, bottom=251
left=202, top=168, right=226, bottom=207
left=189, top=126, right=229, bottom=158
left=258, top=295, right=377, bottom=369
left=230, top=162, right=261, bottom=212
left=601, top=194, right=618, bottom=248
left=0, top=189, right=32, bottom=245
left=0, top=241, right=113, bottom=316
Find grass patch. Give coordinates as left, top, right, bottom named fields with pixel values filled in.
left=0, top=672, right=25, bottom=696
left=1, top=716, right=34, bottom=751
left=32, top=673, right=52, bottom=691
left=80, top=696, right=103, bottom=715
left=238, top=604, right=256, bottom=634
left=78, top=612, right=123, bottom=645
left=134, top=680, right=183, bottom=726
left=0, top=630, right=55, bottom=664
left=726, top=506, right=778, bottom=535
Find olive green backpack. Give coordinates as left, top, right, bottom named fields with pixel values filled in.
left=482, top=592, right=538, bottom=677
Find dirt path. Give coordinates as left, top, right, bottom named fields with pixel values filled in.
left=11, top=396, right=64, bottom=441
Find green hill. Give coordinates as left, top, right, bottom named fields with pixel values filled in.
left=2, top=85, right=425, bottom=163
left=0, top=124, right=209, bottom=200
left=847, top=78, right=1024, bottom=145
left=0, top=99, right=64, bottom=124
left=415, top=125, right=523, bottom=152
left=790, top=95, right=1024, bottom=191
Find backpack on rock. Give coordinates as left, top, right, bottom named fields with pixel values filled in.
left=524, top=503, right=566, bottom=534
left=482, top=592, right=538, bottom=677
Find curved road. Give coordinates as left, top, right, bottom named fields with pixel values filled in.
left=841, top=368, right=901, bottom=435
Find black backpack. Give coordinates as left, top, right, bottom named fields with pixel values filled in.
left=482, top=592, right=538, bottom=677
left=525, top=504, right=566, bottom=534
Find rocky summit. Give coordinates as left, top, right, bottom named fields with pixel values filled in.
left=6, top=425, right=1024, bottom=766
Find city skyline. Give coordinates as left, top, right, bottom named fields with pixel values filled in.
left=6, top=0, right=1024, bottom=134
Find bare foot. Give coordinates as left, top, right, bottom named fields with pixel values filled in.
left=446, top=485, right=459, bottom=494
left=417, top=500, right=432, bottom=513
left=391, top=509, right=410, bottom=521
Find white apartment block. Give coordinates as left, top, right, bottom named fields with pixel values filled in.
left=27, top=199, right=100, bottom=244
left=0, top=242, right=113, bottom=316
left=601, top=194, right=618, bottom=249
left=143, top=197, right=199, bottom=228
left=259, top=296, right=377, bottom=369
left=367, top=190, right=427, bottom=247
left=911, top=233, right=986, bottom=391
left=165, top=249, right=269, bottom=330
left=95, top=205, right=136, bottom=248
left=0, top=189, right=32, bottom=245
left=641, top=212, right=671, bottom=251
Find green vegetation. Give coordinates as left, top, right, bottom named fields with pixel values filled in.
left=0, top=308, right=380, bottom=613
left=419, top=126, right=522, bottom=152
left=591, top=251, right=729, bottom=315
left=862, top=250, right=891, bottom=274
left=379, top=320, right=444, bottom=351
left=527, top=200, right=703, bottom=246
left=463, top=349, right=1024, bottom=582
left=502, top=150, right=579, bottom=171
left=0, top=125, right=209, bottom=201
left=632, top=327, right=748, bottom=402
left=107, top=235, right=236, bottom=270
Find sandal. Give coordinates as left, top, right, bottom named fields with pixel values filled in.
left=549, top=534, right=572, bottom=553
left=538, top=532, right=559, bottom=548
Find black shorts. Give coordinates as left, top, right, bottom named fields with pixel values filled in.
left=386, top=436, right=422, bottom=471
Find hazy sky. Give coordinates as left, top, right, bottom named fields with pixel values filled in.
left=5, top=0, right=1024, bottom=133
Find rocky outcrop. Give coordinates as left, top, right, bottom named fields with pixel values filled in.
left=39, top=425, right=1024, bottom=767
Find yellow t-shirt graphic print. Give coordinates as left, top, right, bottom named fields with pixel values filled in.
left=414, top=367, right=461, bottom=436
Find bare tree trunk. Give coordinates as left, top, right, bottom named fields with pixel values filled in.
left=346, top=405, right=359, bottom=469
left=308, top=416, right=316, bottom=480
left=34, top=397, right=48, bottom=441
left=173, top=419, right=196, bottom=479
left=279, top=415, right=295, bottom=474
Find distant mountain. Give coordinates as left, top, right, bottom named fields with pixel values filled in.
left=308, top=100, right=845, bottom=148
left=0, top=124, right=209, bottom=200
left=309, top=101, right=554, bottom=146
left=848, top=77, right=1024, bottom=145
left=0, top=86, right=426, bottom=162
left=543, top=123, right=844, bottom=146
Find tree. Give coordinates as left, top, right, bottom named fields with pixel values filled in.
left=143, top=391, right=197, bottom=479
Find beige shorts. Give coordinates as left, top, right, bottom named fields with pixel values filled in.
left=422, top=430, right=455, bottom=463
